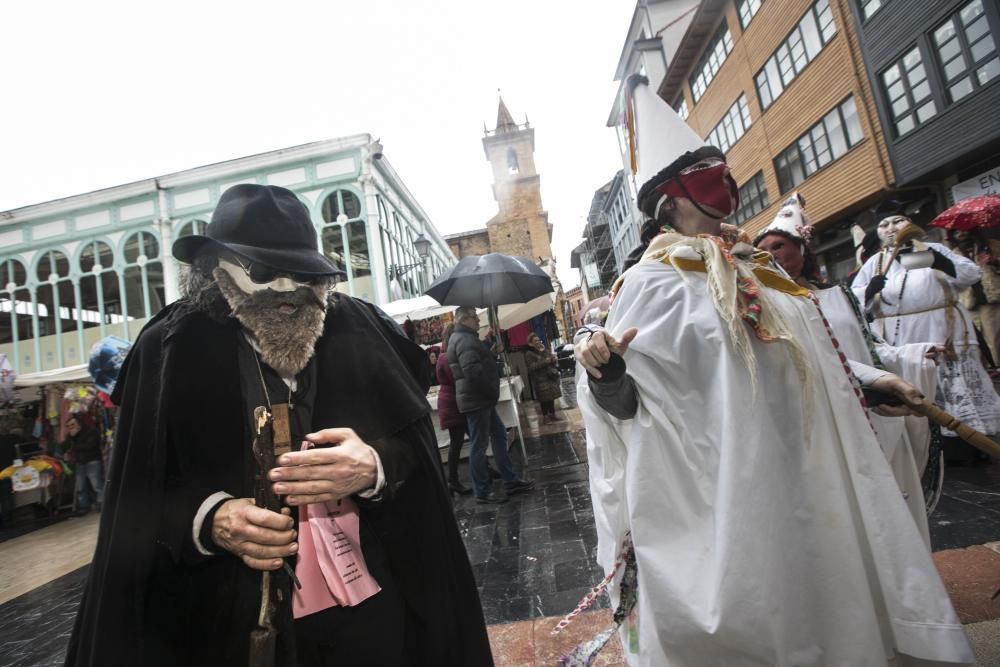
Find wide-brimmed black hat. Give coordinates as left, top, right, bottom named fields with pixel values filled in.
left=172, top=184, right=345, bottom=277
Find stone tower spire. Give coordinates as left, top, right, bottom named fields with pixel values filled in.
left=495, top=97, right=518, bottom=133
left=481, top=97, right=552, bottom=261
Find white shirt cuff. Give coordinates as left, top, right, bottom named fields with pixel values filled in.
left=848, top=360, right=891, bottom=387
left=192, top=491, right=234, bottom=556
left=356, top=449, right=386, bottom=499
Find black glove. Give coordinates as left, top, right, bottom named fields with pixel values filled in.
left=864, top=274, right=888, bottom=306
left=930, top=249, right=956, bottom=277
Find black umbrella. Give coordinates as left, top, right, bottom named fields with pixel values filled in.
left=425, top=253, right=553, bottom=308
left=425, top=253, right=553, bottom=467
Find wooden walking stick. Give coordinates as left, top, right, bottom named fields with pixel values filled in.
left=248, top=404, right=295, bottom=667
left=915, top=399, right=1000, bottom=460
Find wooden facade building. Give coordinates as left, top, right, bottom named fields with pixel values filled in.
left=652, top=0, right=1000, bottom=281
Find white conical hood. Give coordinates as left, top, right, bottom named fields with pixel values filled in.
left=756, top=193, right=814, bottom=243
left=627, top=76, right=705, bottom=193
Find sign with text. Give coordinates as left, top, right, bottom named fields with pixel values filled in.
left=952, top=165, right=1000, bottom=202
left=584, top=262, right=601, bottom=288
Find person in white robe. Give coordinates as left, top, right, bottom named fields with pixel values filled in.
left=569, top=75, right=973, bottom=667
left=754, top=195, right=940, bottom=542
left=852, top=215, right=1000, bottom=438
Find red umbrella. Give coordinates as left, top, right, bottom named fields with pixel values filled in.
left=929, top=194, right=1000, bottom=231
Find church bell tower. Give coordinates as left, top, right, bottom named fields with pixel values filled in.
left=481, top=98, right=552, bottom=261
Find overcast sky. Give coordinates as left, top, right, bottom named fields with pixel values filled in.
left=0, top=0, right=634, bottom=290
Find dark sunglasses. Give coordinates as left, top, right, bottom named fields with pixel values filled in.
left=231, top=256, right=321, bottom=285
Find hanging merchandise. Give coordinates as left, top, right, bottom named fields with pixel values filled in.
left=45, top=386, right=60, bottom=422
left=64, top=385, right=97, bottom=414
left=413, top=315, right=447, bottom=345
left=0, top=354, right=15, bottom=405
left=88, top=336, right=132, bottom=395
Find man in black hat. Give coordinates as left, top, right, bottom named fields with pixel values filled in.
left=66, top=185, right=493, bottom=666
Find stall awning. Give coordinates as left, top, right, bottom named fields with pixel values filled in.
left=14, top=364, right=91, bottom=387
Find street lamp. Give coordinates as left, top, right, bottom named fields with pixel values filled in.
left=388, top=233, right=431, bottom=279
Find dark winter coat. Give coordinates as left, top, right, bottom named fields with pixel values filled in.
left=435, top=352, right=464, bottom=429
left=447, top=323, right=499, bottom=413
left=65, top=295, right=493, bottom=667
left=65, top=427, right=102, bottom=464
left=525, top=348, right=562, bottom=403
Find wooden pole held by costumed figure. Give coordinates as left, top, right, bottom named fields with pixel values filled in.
left=248, top=404, right=295, bottom=667
left=916, top=399, right=1000, bottom=459
left=880, top=220, right=927, bottom=276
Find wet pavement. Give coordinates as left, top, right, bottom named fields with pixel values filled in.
left=1, top=377, right=999, bottom=665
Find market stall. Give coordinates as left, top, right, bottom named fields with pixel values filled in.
left=426, top=375, right=524, bottom=459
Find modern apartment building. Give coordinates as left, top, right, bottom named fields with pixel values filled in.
left=651, top=0, right=952, bottom=282
left=849, top=0, right=1000, bottom=206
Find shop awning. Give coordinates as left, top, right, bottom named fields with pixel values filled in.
left=14, top=364, right=91, bottom=387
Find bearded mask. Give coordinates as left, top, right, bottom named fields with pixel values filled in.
left=214, top=258, right=331, bottom=378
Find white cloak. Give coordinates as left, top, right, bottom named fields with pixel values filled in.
left=852, top=243, right=1000, bottom=436
left=579, top=258, right=972, bottom=666
left=813, top=286, right=931, bottom=546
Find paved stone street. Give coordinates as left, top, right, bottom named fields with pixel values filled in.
left=1, top=377, right=998, bottom=665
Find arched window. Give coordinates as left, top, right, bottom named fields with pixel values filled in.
left=176, top=219, right=208, bottom=238
left=321, top=190, right=361, bottom=223
left=507, top=147, right=519, bottom=174
left=33, top=250, right=75, bottom=368
left=319, top=189, right=371, bottom=300
left=0, top=259, right=30, bottom=357
left=121, top=231, right=164, bottom=337
left=78, top=240, right=120, bottom=335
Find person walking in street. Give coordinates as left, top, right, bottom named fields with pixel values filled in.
left=568, top=75, right=972, bottom=666
left=65, top=184, right=493, bottom=667
left=447, top=307, right=533, bottom=504
left=436, top=325, right=471, bottom=495
left=64, top=414, right=104, bottom=516
left=525, top=333, right=565, bottom=424
left=755, top=195, right=940, bottom=543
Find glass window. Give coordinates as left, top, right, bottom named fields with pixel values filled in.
left=705, top=95, right=752, bottom=153
left=675, top=98, right=689, bottom=121
left=815, top=0, right=836, bottom=41
left=933, top=0, right=1000, bottom=103
left=840, top=96, right=864, bottom=144
left=321, top=190, right=362, bottom=222
left=35, top=250, right=70, bottom=282
left=733, top=171, right=770, bottom=226
left=738, top=0, right=763, bottom=30
left=0, top=259, right=29, bottom=347
left=824, top=106, right=848, bottom=157
left=689, top=22, right=734, bottom=102
left=176, top=219, right=207, bottom=238
left=774, top=97, right=864, bottom=193
left=754, top=0, right=838, bottom=110
left=76, top=241, right=119, bottom=333
left=861, top=0, right=883, bottom=20
left=880, top=46, right=937, bottom=137
left=121, top=231, right=164, bottom=326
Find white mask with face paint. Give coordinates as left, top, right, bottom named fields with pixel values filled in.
left=217, top=258, right=305, bottom=294
left=877, top=215, right=909, bottom=248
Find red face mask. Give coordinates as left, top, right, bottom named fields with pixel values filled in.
left=655, top=161, right=739, bottom=219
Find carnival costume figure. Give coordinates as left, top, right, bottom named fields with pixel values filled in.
left=567, top=75, right=973, bottom=667
left=65, top=185, right=493, bottom=667
left=852, top=215, right=1000, bottom=439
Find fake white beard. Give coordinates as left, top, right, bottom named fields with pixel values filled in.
left=213, top=268, right=329, bottom=378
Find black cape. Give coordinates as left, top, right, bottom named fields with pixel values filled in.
left=65, top=294, right=493, bottom=666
